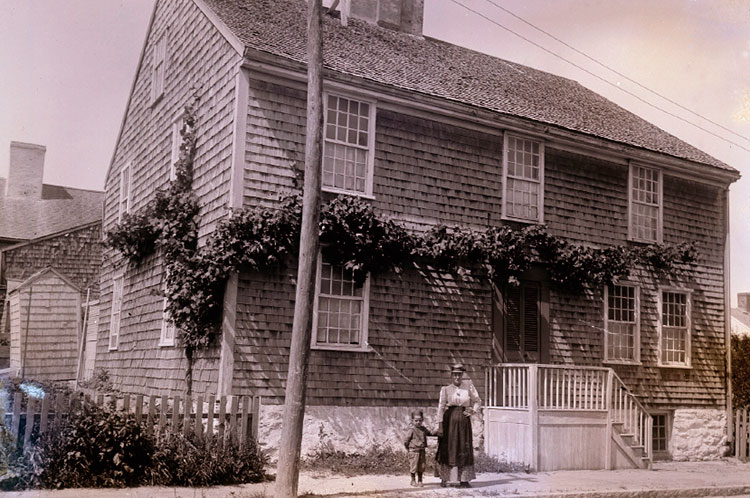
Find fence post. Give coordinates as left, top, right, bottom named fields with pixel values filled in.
left=23, top=397, right=37, bottom=449
left=529, top=365, right=538, bottom=472
left=604, top=369, right=613, bottom=470
left=11, top=392, right=22, bottom=436
left=252, top=396, right=261, bottom=441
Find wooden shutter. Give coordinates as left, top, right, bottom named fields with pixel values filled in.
left=504, top=282, right=540, bottom=361
left=505, top=286, right=521, bottom=353
left=523, top=285, right=540, bottom=354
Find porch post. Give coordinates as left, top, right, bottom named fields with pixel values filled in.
left=605, top=369, right=614, bottom=470
left=529, top=365, right=538, bottom=471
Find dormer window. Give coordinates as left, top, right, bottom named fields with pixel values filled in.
left=502, top=134, right=544, bottom=223
left=628, top=164, right=662, bottom=243
left=322, top=93, right=375, bottom=197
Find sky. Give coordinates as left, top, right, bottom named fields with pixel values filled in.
left=1, top=0, right=749, bottom=302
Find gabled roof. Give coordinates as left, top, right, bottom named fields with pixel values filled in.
left=8, top=267, right=80, bottom=293
left=732, top=308, right=750, bottom=336
left=0, top=178, right=103, bottom=242
left=202, top=0, right=736, bottom=175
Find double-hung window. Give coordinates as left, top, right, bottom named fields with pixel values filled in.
left=322, top=93, right=375, bottom=196
left=604, top=284, right=640, bottom=363
left=629, top=164, right=662, bottom=242
left=659, top=289, right=691, bottom=367
left=151, top=31, right=167, bottom=104
left=109, top=275, right=124, bottom=351
left=160, top=278, right=175, bottom=347
left=312, top=258, right=370, bottom=351
left=502, top=134, right=544, bottom=223
left=119, top=163, right=131, bottom=222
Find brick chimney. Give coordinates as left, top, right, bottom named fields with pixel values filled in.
left=739, top=293, right=750, bottom=312
left=7, top=141, right=45, bottom=199
left=344, top=0, right=424, bottom=36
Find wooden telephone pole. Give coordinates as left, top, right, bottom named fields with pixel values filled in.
left=275, top=0, right=323, bottom=496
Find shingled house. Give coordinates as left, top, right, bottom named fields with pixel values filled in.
left=97, top=0, right=739, bottom=468
left=0, top=141, right=104, bottom=378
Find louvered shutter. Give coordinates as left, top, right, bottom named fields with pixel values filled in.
left=505, top=286, right=521, bottom=353
left=523, top=285, right=540, bottom=354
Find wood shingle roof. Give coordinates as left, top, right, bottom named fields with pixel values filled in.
left=202, top=0, right=736, bottom=174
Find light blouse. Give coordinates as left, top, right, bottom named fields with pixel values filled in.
left=438, top=380, right=481, bottom=419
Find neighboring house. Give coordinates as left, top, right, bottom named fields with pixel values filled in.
left=0, top=141, right=104, bottom=377
left=97, top=0, right=739, bottom=468
left=731, top=293, right=750, bottom=336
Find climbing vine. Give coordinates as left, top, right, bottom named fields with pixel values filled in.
left=107, top=104, right=697, bottom=387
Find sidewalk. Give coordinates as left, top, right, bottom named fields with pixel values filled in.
left=4, top=460, right=750, bottom=497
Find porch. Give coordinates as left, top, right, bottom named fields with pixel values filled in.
left=483, top=364, right=652, bottom=471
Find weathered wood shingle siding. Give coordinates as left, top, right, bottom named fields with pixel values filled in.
left=98, top=0, right=240, bottom=395
left=238, top=76, right=727, bottom=410
left=3, top=223, right=102, bottom=299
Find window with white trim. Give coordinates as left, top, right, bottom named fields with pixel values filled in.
left=652, top=413, right=670, bottom=455
left=659, top=290, right=691, bottom=367
left=312, top=258, right=370, bottom=351
left=119, top=163, right=131, bottom=222
left=502, top=134, right=544, bottom=223
left=629, top=164, right=662, bottom=242
left=151, top=31, right=167, bottom=103
left=109, top=275, right=124, bottom=351
left=160, top=297, right=176, bottom=347
left=322, top=94, right=374, bottom=196
left=604, top=284, right=640, bottom=363
left=170, top=114, right=186, bottom=181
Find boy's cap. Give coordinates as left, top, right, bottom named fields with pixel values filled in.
left=450, top=363, right=466, bottom=373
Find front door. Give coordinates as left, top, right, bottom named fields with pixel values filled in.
left=492, top=275, right=549, bottom=363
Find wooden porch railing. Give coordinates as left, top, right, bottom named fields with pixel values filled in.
left=610, top=371, right=652, bottom=458
left=485, top=363, right=652, bottom=464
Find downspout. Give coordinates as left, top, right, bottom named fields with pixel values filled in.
left=724, top=186, right=733, bottom=447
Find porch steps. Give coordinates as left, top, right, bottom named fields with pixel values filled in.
left=612, top=425, right=652, bottom=470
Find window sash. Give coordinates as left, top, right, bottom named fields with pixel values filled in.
left=629, top=165, right=662, bottom=242
left=160, top=297, right=175, bottom=346
left=322, top=94, right=373, bottom=195
left=604, top=284, right=639, bottom=363
left=109, top=276, right=124, bottom=351
left=313, top=259, right=369, bottom=350
left=503, top=134, right=544, bottom=223
left=152, top=33, right=167, bottom=102
left=659, top=290, right=690, bottom=366
left=119, top=165, right=130, bottom=222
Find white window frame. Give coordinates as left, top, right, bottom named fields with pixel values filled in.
left=151, top=30, right=167, bottom=104
left=109, top=274, right=125, bottom=351
left=657, top=288, right=692, bottom=368
left=118, top=163, right=131, bottom=222
left=170, top=112, right=186, bottom=181
left=311, top=254, right=371, bottom=352
left=159, top=297, right=176, bottom=347
left=603, top=283, right=641, bottom=364
left=321, top=91, right=376, bottom=198
left=628, top=163, right=663, bottom=243
left=501, top=133, right=545, bottom=224
left=651, top=411, right=672, bottom=458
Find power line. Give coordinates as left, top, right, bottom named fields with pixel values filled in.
left=447, top=0, right=750, bottom=153
left=482, top=0, right=750, bottom=147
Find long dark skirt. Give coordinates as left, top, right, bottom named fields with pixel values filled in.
left=436, top=406, right=476, bottom=482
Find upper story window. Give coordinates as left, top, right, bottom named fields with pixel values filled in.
left=170, top=113, right=186, bottom=181
left=659, top=289, right=691, bottom=367
left=109, top=274, right=124, bottom=351
left=604, top=283, right=640, bottom=364
left=151, top=31, right=167, bottom=104
left=118, top=163, right=131, bottom=222
left=502, top=134, right=544, bottom=223
left=629, top=164, right=662, bottom=243
left=322, top=93, right=375, bottom=197
left=312, top=257, right=370, bottom=352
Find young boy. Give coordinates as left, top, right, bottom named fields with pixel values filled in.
left=403, top=410, right=436, bottom=487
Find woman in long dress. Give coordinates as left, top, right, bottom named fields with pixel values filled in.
left=436, top=363, right=481, bottom=488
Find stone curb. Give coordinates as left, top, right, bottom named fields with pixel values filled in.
left=501, top=485, right=750, bottom=498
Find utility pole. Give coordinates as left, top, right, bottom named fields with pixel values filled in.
left=275, top=0, right=323, bottom=496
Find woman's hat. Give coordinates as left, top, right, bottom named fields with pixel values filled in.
left=450, top=363, right=466, bottom=373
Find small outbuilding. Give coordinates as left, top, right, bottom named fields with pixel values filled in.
left=8, top=268, right=81, bottom=381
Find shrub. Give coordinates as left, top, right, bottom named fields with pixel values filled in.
left=732, top=334, right=750, bottom=409
left=150, top=432, right=268, bottom=486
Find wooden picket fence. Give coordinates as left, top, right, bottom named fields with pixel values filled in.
left=734, top=407, right=750, bottom=460
left=3, top=390, right=261, bottom=451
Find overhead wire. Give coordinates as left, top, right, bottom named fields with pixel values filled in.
left=447, top=0, right=750, bottom=153
left=482, top=0, right=750, bottom=147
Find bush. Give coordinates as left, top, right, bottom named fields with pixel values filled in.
left=732, top=334, right=750, bottom=409
left=150, top=432, right=268, bottom=486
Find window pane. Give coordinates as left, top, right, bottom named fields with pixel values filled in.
left=316, top=261, right=365, bottom=347
left=607, top=285, right=637, bottom=361
left=322, top=95, right=370, bottom=193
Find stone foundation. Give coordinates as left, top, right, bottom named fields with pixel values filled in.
left=670, top=408, right=727, bottom=461
left=257, top=403, right=484, bottom=463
